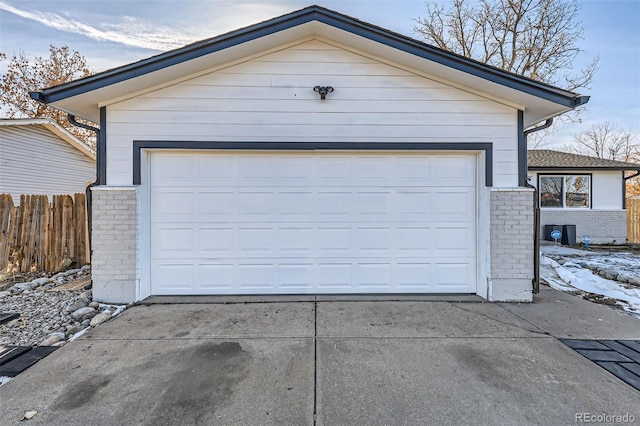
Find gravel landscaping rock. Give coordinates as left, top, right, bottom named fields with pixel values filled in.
left=0, top=267, right=128, bottom=347
left=71, top=306, right=96, bottom=320
left=65, top=299, right=88, bottom=313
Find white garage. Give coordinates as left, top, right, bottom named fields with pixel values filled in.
left=149, top=151, right=477, bottom=295
left=34, top=6, right=588, bottom=303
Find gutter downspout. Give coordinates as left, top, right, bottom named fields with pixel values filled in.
left=67, top=114, right=100, bottom=258
left=523, top=118, right=553, bottom=294
left=623, top=171, right=640, bottom=210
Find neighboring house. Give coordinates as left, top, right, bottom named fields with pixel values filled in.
left=528, top=149, right=640, bottom=244
left=31, top=6, right=588, bottom=304
left=0, top=118, right=96, bottom=204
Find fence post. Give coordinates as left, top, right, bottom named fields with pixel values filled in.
left=628, top=199, right=640, bottom=244
left=0, top=194, right=15, bottom=272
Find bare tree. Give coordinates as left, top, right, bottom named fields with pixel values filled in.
left=568, top=122, right=639, bottom=162
left=0, top=45, right=96, bottom=148
left=414, top=0, right=598, bottom=145
left=566, top=122, right=640, bottom=196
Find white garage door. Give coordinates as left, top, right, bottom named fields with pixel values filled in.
left=149, top=151, right=477, bottom=295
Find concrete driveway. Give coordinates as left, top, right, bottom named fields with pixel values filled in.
left=1, top=287, right=639, bottom=425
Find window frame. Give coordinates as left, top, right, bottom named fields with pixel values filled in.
left=537, top=173, right=592, bottom=209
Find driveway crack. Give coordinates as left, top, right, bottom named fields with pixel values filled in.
left=450, top=302, right=550, bottom=336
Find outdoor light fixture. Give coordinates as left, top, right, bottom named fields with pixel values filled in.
left=313, top=86, right=334, bottom=100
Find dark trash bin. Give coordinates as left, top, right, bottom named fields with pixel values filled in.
left=544, top=225, right=562, bottom=241
left=562, top=225, right=576, bottom=246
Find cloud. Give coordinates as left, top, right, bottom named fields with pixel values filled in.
left=0, top=1, right=200, bottom=51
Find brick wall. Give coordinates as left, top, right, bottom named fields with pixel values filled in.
left=91, top=186, right=138, bottom=303
left=490, top=188, right=534, bottom=302
left=540, top=210, right=627, bottom=244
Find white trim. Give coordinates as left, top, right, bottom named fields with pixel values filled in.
left=138, top=151, right=152, bottom=301
left=476, top=153, right=490, bottom=299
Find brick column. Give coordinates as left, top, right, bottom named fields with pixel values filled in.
left=489, top=188, right=534, bottom=302
left=91, top=186, right=138, bottom=303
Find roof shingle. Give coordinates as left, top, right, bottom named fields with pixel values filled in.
left=528, top=150, right=639, bottom=170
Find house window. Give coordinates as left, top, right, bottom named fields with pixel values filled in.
left=539, top=175, right=590, bottom=208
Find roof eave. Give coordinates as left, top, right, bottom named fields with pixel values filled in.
left=529, top=166, right=640, bottom=171
left=31, top=5, right=585, bottom=112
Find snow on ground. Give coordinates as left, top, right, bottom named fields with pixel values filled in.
left=540, top=244, right=640, bottom=319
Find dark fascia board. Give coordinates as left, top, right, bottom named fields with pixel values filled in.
left=132, top=141, right=493, bottom=187
left=529, top=166, right=640, bottom=171
left=31, top=5, right=585, bottom=108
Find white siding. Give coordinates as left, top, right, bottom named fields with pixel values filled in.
left=106, top=39, right=519, bottom=187
left=0, top=125, right=95, bottom=204
left=592, top=171, right=623, bottom=209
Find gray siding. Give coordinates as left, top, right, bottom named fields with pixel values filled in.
left=0, top=125, right=95, bottom=203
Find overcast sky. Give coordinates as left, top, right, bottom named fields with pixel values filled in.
left=1, top=0, right=638, bottom=147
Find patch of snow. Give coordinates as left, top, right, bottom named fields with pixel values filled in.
left=540, top=254, right=640, bottom=319
left=0, top=376, right=12, bottom=387
left=68, top=327, right=91, bottom=342
left=99, top=303, right=127, bottom=317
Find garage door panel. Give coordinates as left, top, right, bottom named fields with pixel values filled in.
left=317, top=263, right=352, bottom=288
left=199, top=228, right=234, bottom=253
left=152, top=262, right=193, bottom=290
left=394, top=190, right=431, bottom=219
left=392, top=157, right=430, bottom=186
left=317, top=227, right=352, bottom=253
left=396, top=263, right=431, bottom=288
left=197, top=264, right=234, bottom=289
left=434, top=262, right=476, bottom=288
left=238, top=157, right=275, bottom=182
left=355, top=228, right=391, bottom=253
left=353, top=158, right=390, bottom=185
left=237, top=192, right=274, bottom=218
left=317, top=192, right=352, bottom=218
left=395, top=228, right=431, bottom=253
left=152, top=155, right=195, bottom=185
left=198, top=157, right=236, bottom=183
left=149, top=151, right=477, bottom=295
left=276, top=264, right=313, bottom=289
left=433, top=227, right=476, bottom=254
left=278, top=192, right=313, bottom=218
left=315, top=157, right=352, bottom=186
left=151, top=227, right=194, bottom=258
left=198, top=192, right=234, bottom=218
left=355, top=264, right=391, bottom=287
left=278, top=227, right=314, bottom=253
left=152, top=191, right=194, bottom=222
left=237, top=228, right=275, bottom=254
left=237, top=263, right=273, bottom=289
left=355, top=192, right=390, bottom=219
left=432, top=156, right=476, bottom=185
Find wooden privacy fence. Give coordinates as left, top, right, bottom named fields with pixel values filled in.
left=0, top=193, right=89, bottom=273
left=628, top=199, right=640, bottom=244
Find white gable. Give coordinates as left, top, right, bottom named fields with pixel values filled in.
left=107, top=40, right=518, bottom=187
